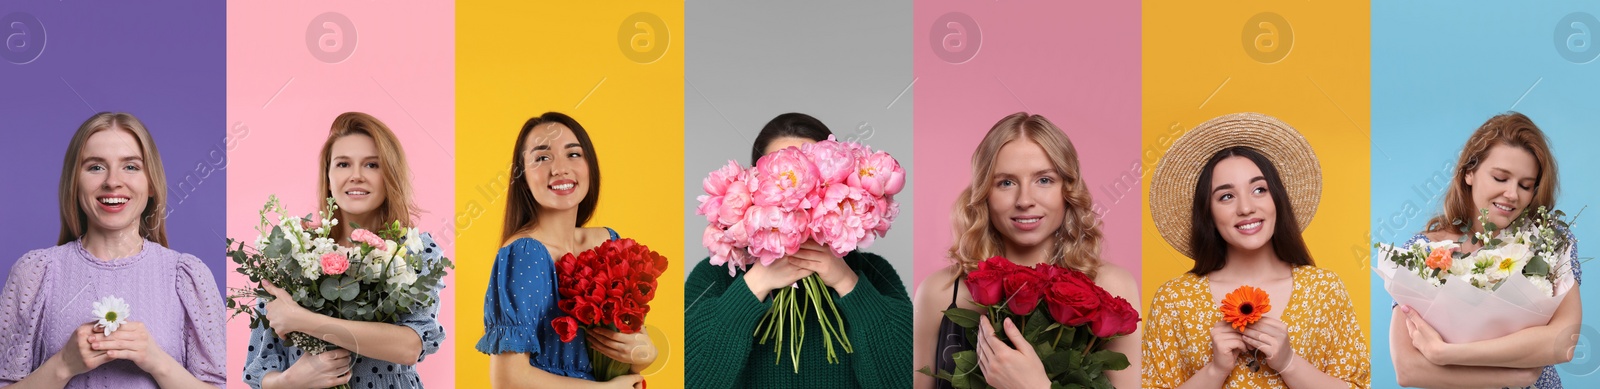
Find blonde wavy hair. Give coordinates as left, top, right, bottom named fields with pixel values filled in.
left=58, top=112, right=169, bottom=246
left=316, top=112, right=419, bottom=239
left=948, top=112, right=1103, bottom=278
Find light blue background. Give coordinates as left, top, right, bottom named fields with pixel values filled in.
left=1372, top=1, right=1600, bottom=387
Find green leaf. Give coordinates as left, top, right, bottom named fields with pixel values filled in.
left=1024, top=309, right=1050, bottom=339
left=944, top=308, right=982, bottom=329
left=319, top=277, right=340, bottom=301
left=1041, top=346, right=1074, bottom=372
left=1524, top=255, right=1552, bottom=277
left=1087, top=349, right=1131, bottom=371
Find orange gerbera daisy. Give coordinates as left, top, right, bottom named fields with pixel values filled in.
left=1220, top=285, right=1271, bottom=331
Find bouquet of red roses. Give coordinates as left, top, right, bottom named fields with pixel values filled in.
left=919, top=257, right=1140, bottom=389
left=550, top=238, right=670, bottom=382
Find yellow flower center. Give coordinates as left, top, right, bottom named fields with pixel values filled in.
left=859, top=166, right=877, bottom=178
left=781, top=170, right=798, bottom=188
left=1497, top=257, right=1517, bottom=273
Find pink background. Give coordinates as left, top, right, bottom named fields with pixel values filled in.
left=225, top=4, right=455, bottom=387
left=912, top=1, right=1142, bottom=290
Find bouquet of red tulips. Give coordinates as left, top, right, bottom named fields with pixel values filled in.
left=550, top=238, right=669, bottom=382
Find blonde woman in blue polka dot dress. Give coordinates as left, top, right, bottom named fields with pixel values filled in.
left=242, top=113, right=447, bottom=389
left=477, top=113, right=656, bottom=389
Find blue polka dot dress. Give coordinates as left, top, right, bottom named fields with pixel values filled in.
left=241, top=233, right=448, bottom=389
left=475, top=227, right=618, bottom=379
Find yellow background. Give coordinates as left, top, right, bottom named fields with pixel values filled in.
left=1141, top=1, right=1372, bottom=334
left=455, top=2, right=685, bottom=387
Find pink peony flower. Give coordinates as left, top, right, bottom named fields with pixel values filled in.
left=320, top=251, right=350, bottom=275
left=850, top=151, right=906, bottom=197
left=809, top=185, right=870, bottom=257
left=744, top=204, right=809, bottom=265
left=350, top=229, right=386, bottom=250
left=751, top=148, right=820, bottom=210
left=802, top=137, right=859, bottom=185
left=716, top=179, right=754, bottom=227
left=704, top=224, right=755, bottom=276
left=697, top=161, right=749, bottom=225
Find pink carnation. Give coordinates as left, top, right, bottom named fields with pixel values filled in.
left=349, top=229, right=386, bottom=250
left=751, top=148, right=820, bottom=210
left=320, top=251, right=350, bottom=275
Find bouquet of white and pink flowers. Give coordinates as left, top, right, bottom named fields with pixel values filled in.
left=1375, top=206, right=1582, bottom=343
left=697, top=136, right=905, bottom=371
left=226, top=196, right=454, bottom=357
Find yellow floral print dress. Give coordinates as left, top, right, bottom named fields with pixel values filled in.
left=1142, top=266, right=1370, bottom=388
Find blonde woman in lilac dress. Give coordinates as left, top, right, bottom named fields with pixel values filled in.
left=0, top=112, right=226, bottom=388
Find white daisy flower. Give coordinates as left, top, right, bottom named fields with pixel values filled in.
left=91, top=295, right=130, bottom=337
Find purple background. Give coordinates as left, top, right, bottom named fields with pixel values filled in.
left=0, top=1, right=225, bottom=296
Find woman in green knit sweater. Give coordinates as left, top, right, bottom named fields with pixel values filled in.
left=685, top=112, right=914, bottom=388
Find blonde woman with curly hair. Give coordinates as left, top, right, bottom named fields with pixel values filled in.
left=912, top=112, right=1141, bottom=389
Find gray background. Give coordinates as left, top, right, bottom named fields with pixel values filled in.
left=683, top=0, right=914, bottom=290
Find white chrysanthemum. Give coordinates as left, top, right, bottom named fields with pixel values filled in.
left=1530, top=277, right=1555, bottom=297
left=91, top=295, right=130, bottom=336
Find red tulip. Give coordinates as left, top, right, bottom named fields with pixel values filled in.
left=552, top=316, right=579, bottom=342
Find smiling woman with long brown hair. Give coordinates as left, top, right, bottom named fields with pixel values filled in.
left=241, top=112, right=447, bottom=389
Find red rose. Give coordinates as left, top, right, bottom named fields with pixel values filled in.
left=1002, top=269, right=1046, bottom=315
left=964, top=270, right=1004, bottom=306
left=1044, top=276, right=1099, bottom=326
left=978, top=256, right=1026, bottom=274
left=1089, top=295, right=1141, bottom=338
left=552, top=316, right=579, bottom=343
left=965, top=257, right=1022, bottom=306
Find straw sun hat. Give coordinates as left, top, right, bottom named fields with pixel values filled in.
left=1148, top=112, right=1322, bottom=260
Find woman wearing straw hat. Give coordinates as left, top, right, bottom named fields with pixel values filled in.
left=1388, top=112, right=1578, bottom=389
left=1142, top=113, right=1368, bottom=388
left=913, top=112, right=1141, bottom=389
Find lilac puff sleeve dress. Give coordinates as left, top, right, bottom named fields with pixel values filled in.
left=0, top=240, right=227, bottom=388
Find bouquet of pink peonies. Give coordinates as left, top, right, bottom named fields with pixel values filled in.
left=697, top=136, right=905, bottom=371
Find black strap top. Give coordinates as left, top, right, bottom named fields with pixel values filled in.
left=932, top=276, right=973, bottom=389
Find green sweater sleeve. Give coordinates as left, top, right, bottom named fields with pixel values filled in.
left=684, top=258, right=772, bottom=389
left=834, top=252, right=913, bottom=388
